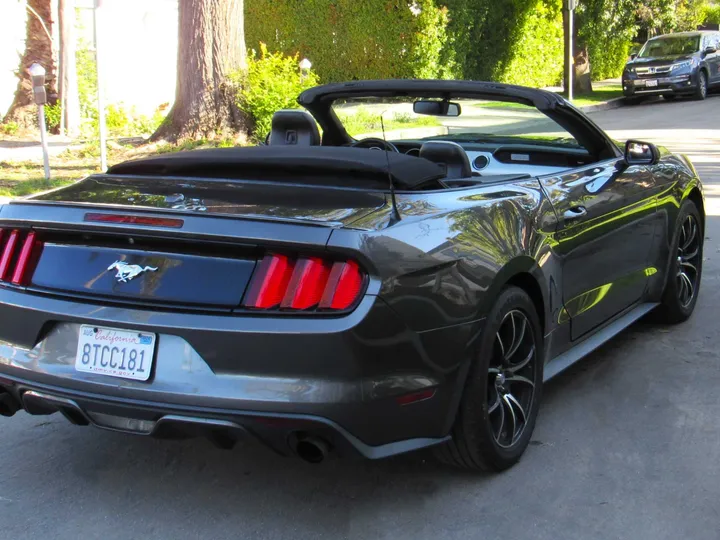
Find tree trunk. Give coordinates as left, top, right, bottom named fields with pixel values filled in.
left=573, top=45, right=593, bottom=94
left=2, top=0, right=58, bottom=129
left=152, top=0, right=248, bottom=142
left=58, top=0, right=80, bottom=137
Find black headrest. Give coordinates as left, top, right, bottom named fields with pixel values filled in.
left=419, top=141, right=472, bottom=179
left=269, top=110, right=321, bottom=146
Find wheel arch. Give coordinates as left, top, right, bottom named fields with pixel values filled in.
left=481, top=256, right=550, bottom=336
left=686, top=186, right=705, bottom=233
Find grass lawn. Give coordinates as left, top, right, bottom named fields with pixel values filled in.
left=558, top=84, right=624, bottom=107
left=0, top=138, right=236, bottom=198
left=479, top=84, right=624, bottom=110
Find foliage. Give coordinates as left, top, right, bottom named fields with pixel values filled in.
left=499, top=0, right=564, bottom=87
left=245, top=0, right=455, bottom=82
left=0, top=122, right=19, bottom=136
left=336, top=107, right=439, bottom=137
left=44, top=103, right=62, bottom=131
left=233, top=43, right=320, bottom=141
left=576, top=0, right=637, bottom=81
left=76, top=47, right=98, bottom=121
left=703, top=2, right=720, bottom=24
left=637, top=0, right=708, bottom=35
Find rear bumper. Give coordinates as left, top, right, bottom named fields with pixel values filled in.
left=0, top=378, right=450, bottom=459
left=0, top=288, right=481, bottom=457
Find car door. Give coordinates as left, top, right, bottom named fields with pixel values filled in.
left=710, top=34, right=720, bottom=84
left=539, top=159, right=658, bottom=340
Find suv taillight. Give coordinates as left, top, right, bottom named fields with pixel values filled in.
left=0, top=229, right=43, bottom=286
left=243, top=254, right=366, bottom=312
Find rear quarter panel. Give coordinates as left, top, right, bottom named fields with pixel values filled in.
left=328, top=179, right=562, bottom=337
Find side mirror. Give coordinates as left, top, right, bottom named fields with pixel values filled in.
left=705, top=46, right=717, bottom=55
left=624, top=139, right=660, bottom=165
left=629, top=53, right=637, bottom=60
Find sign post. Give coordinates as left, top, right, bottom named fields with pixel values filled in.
left=93, top=0, right=107, bottom=171
left=29, top=63, right=51, bottom=181
left=563, top=0, right=577, bottom=102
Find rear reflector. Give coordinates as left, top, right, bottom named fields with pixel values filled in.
left=243, top=253, right=366, bottom=312
left=84, top=213, right=184, bottom=228
left=0, top=229, right=44, bottom=286
left=395, top=388, right=436, bottom=406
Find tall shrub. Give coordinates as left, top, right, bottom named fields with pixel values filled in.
left=234, top=44, right=320, bottom=141
left=245, top=0, right=454, bottom=82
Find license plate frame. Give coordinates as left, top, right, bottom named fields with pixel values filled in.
left=75, top=325, right=156, bottom=382
left=645, top=79, right=658, bottom=87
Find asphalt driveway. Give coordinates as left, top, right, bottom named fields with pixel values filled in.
left=1, top=96, right=720, bottom=540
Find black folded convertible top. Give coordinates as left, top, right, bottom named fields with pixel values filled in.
left=107, top=146, right=446, bottom=190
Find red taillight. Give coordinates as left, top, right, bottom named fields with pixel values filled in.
left=281, top=257, right=331, bottom=309
left=0, top=230, right=19, bottom=281
left=319, top=260, right=363, bottom=310
left=11, top=232, right=42, bottom=285
left=244, top=254, right=295, bottom=308
left=0, top=229, right=44, bottom=286
left=243, top=254, right=365, bottom=312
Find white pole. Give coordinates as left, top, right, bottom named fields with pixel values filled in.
left=567, top=8, right=573, bottom=102
left=37, top=106, right=51, bottom=180
left=93, top=0, right=107, bottom=171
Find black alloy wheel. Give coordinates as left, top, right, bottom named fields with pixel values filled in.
left=435, top=286, right=543, bottom=471
left=676, top=214, right=701, bottom=309
left=695, top=71, right=708, bottom=100
left=488, top=310, right=536, bottom=448
left=656, top=200, right=703, bottom=323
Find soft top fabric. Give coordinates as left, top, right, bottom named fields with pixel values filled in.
left=107, top=146, right=446, bottom=189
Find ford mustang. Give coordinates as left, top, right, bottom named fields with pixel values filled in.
left=0, top=80, right=704, bottom=471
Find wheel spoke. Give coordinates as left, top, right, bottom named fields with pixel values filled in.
left=505, top=392, right=527, bottom=429
left=680, top=272, right=694, bottom=303
left=681, top=218, right=697, bottom=251
left=488, top=389, right=500, bottom=414
left=505, top=314, right=526, bottom=361
left=501, top=394, right=517, bottom=443
left=494, top=396, right=505, bottom=442
left=681, top=247, right=699, bottom=262
left=507, top=374, right=535, bottom=389
left=495, top=331, right=506, bottom=360
left=680, top=261, right=697, bottom=274
left=507, top=346, right=534, bottom=373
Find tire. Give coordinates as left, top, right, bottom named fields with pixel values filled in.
left=654, top=200, right=703, bottom=324
left=695, top=71, right=708, bottom=100
left=434, top=286, right=543, bottom=471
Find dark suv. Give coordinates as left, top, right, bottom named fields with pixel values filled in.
left=622, top=31, right=720, bottom=102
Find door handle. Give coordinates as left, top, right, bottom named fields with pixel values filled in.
left=563, top=206, right=587, bottom=221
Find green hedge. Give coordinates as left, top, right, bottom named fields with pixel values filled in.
left=245, top=0, right=635, bottom=87
left=499, top=0, right=564, bottom=87
left=245, top=0, right=454, bottom=82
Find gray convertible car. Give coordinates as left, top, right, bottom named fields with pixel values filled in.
left=0, top=80, right=704, bottom=471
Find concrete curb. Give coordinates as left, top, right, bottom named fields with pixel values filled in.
left=578, top=96, right=627, bottom=113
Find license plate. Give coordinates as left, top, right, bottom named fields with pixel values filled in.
left=75, top=325, right=156, bottom=381
left=646, top=79, right=658, bottom=87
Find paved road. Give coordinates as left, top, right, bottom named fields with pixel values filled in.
left=2, top=97, right=720, bottom=540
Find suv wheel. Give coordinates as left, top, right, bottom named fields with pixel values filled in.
left=695, top=71, right=708, bottom=100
